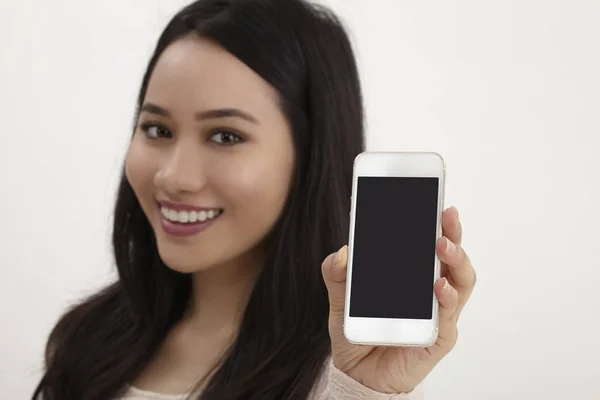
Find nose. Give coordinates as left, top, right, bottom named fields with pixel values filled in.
left=154, top=141, right=206, bottom=196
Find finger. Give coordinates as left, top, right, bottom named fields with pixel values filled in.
left=436, top=237, right=476, bottom=317
left=322, top=245, right=348, bottom=315
left=442, top=206, right=462, bottom=247
left=429, top=277, right=459, bottom=356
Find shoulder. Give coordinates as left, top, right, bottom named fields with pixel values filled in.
left=309, top=357, right=425, bottom=400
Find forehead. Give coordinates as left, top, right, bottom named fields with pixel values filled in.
left=145, top=35, right=279, bottom=115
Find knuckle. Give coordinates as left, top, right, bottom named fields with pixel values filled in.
left=451, top=327, right=459, bottom=349
left=458, top=246, right=467, bottom=262
left=447, top=327, right=459, bottom=352
left=463, top=253, right=476, bottom=287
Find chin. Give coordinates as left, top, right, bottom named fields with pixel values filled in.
left=155, top=242, right=214, bottom=274
left=159, top=254, right=212, bottom=274
left=152, top=232, right=219, bottom=273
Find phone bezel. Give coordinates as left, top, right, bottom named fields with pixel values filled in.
left=343, top=151, right=445, bottom=347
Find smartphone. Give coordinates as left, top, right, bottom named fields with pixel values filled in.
left=343, top=151, right=445, bottom=347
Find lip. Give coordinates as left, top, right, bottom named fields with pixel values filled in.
left=160, top=215, right=219, bottom=237
left=157, top=200, right=223, bottom=238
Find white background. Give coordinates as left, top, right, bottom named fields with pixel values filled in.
left=1, top=0, right=599, bottom=399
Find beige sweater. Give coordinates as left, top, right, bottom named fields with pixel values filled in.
left=118, top=358, right=423, bottom=399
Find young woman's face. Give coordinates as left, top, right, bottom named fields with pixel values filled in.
left=126, top=35, right=295, bottom=273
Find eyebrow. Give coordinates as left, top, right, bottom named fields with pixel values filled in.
left=139, top=102, right=259, bottom=124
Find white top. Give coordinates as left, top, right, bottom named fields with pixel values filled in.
left=116, top=358, right=423, bottom=399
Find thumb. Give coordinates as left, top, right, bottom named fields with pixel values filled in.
left=322, top=245, right=348, bottom=315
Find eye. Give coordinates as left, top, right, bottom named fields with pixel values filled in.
left=140, top=122, right=172, bottom=139
left=210, top=130, right=243, bottom=146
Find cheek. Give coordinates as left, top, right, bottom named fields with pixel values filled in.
left=214, top=155, right=293, bottom=224
left=125, top=137, right=156, bottom=199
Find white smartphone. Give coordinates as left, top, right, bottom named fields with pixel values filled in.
left=343, top=151, right=445, bottom=347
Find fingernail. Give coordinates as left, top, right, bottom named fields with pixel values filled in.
left=442, top=278, right=449, bottom=291
left=335, top=245, right=347, bottom=268
left=446, top=238, right=456, bottom=253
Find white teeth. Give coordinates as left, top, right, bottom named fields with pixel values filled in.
left=161, top=206, right=221, bottom=224
left=178, top=211, right=188, bottom=223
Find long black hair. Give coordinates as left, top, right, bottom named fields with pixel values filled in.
left=32, top=0, right=364, bottom=398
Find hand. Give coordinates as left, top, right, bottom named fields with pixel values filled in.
left=322, top=206, right=476, bottom=394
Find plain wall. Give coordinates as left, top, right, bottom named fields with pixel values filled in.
left=1, top=0, right=599, bottom=398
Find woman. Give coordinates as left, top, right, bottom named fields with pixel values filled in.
left=32, top=0, right=476, bottom=399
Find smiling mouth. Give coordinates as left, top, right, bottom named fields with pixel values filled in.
left=160, top=206, right=224, bottom=224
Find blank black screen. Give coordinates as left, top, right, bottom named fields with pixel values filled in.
left=349, top=177, right=439, bottom=319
